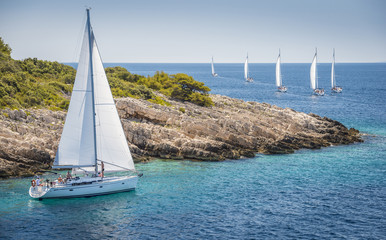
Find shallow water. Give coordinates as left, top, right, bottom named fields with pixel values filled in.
left=1, top=63, right=385, bottom=239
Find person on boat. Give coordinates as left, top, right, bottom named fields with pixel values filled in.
left=36, top=176, right=40, bottom=186
left=66, top=171, right=72, bottom=180
left=58, top=175, right=63, bottom=184
left=101, top=161, right=105, bottom=178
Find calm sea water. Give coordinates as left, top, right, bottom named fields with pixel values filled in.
left=1, top=63, right=385, bottom=239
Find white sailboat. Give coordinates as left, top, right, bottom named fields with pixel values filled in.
left=211, top=56, right=218, bottom=77
left=276, top=49, right=287, bottom=92
left=29, top=9, right=140, bottom=199
left=331, top=48, right=342, bottom=93
left=244, top=53, right=253, bottom=82
left=310, top=48, right=324, bottom=96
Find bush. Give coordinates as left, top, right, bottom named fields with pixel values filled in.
left=0, top=38, right=213, bottom=110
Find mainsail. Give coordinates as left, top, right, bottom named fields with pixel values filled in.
left=331, top=48, right=335, bottom=88
left=244, top=54, right=249, bottom=80
left=310, top=49, right=317, bottom=90
left=53, top=10, right=135, bottom=172
left=276, top=50, right=281, bottom=87
left=211, top=57, right=215, bottom=75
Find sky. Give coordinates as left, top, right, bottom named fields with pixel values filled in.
left=0, top=0, right=385, bottom=63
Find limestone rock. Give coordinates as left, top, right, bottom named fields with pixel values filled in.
left=0, top=94, right=362, bottom=178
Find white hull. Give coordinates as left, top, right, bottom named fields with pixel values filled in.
left=246, top=77, right=253, bottom=82
left=332, top=86, right=343, bottom=93
left=29, top=176, right=137, bottom=199
left=313, top=88, right=325, bottom=96
left=278, top=86, right=287, bottom=92
left=212, top=73, right=218, bottom=77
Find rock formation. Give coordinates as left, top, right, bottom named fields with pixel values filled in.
left=0, top=94, right=362, bottom=178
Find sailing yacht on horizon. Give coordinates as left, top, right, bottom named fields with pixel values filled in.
left=29, top=9, right=140, bottom=199
left=276, top=49, right=287, bottom=92
left=211, top=56, right=218, bottom=77
left=331, top=49, right=342, bottom=93
left=310, top=48, right=324, bottom=96
left=244, top=53, right=253, bottom=82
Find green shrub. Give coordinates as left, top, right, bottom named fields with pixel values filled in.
left=0, top=38, right=213, bottom=110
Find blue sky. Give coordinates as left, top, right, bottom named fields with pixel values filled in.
left=0, top=0, right=385, bottom=63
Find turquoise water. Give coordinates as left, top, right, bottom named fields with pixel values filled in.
left=1, top=63, right=386, bottom=239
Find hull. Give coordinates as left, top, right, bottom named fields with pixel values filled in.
left=313, top=88, right=325, bottom=96
left=332, top=86, right=343, bottom=93
left=278, top=86, right=287, bottom=92
left=212, top=73, right=218, bottom=77
left=29, top=176, right=138, bottom=199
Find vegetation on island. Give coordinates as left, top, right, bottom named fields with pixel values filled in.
left=0, top=37, right=213, bottom=110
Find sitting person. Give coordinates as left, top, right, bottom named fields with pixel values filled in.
left=58, top=175, right=63, bottom=184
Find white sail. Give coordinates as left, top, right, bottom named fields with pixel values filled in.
left=92, top=34, right=135, bottom=172
left=211, top=57, right=215, bottom=75
left=331, top=49, right=335, bottom=88
left=244, top=55, right=249, bottom=80
left=276, top=52, right=281, bottom=87
left=310, top=50, right=317, bottom=90
left=53, top=25, right=96, bottom=169
left=54, top=13, right=134, bottom=172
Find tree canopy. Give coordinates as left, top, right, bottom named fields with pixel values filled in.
left=0, top=37, right=213, bottom=110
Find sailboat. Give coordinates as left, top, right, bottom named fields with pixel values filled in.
left=276, top=49, right=287, bottom=92
left=29, top=9, right=140, bottom=199
left=244, top=53, right=253, bottom=82
left=211, top=56, right=218, bottom=77
left=331, top=49, right=342, bottom=93
left=310, top=48, right=324, bottom=96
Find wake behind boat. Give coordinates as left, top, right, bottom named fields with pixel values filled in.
left=310, top=48, right=324, bottom=96
left=29, top=9, right=140, bottom=200
left=331, top=49, right=342, bottom=93
left=276, top=49, right=287, bottom=92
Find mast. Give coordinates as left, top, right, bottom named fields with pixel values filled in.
left=315, top=48, right=318, bottom=89
left=331, top=48, right=335, bottom=88
left=245, top=53, right=249, bottom=79
left=211, top=56, right=215, bottom=75
left=279, top=49, right=282, bottom=86
left=86, top=8, right=98, bottom=175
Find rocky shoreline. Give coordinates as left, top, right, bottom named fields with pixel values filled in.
left=0, top=94, right=362, bottom=178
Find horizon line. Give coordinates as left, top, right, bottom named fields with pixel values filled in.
left=61, top=61, right=386, bottom=64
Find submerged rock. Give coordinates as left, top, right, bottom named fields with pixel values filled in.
left=0, top=95, right=362, bottom=178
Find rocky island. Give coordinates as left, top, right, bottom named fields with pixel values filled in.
left=0, top=38, right=362, bottom=178
left=0, top=94, right=362, bottom=178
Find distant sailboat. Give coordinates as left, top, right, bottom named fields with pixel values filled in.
left=29, top=9, right=140, bottom=199
left=211, top=56, right=218, bottom=77
left=331, top=49, right=342, bottom=93
left=310, top=48, right=324, bottom=96
left=276, top=49, right=287, bottom=92
left=244, top=53, right=253, bottom=82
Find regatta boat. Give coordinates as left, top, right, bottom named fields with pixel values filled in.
left=331, top=49, right=342, bottom=93
left=276, top=49, right=287, bottom=92
left=310, top=48, right=324, bottom=96
left=29, top=9, right=140, bottom=199
left=211, top=56, right=218, bottom=77
left=244, top=53, right=253, bottom=82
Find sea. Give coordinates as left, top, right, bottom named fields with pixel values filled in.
left=1, top=63, right=385, bottom=239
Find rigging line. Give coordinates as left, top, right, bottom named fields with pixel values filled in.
left=97, top=159, right=136, bottom=172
